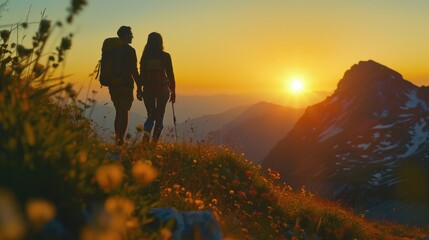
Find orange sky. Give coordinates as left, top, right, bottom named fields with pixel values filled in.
left=2, top=1, right=429, bottom=107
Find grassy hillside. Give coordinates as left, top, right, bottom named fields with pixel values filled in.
left=111, top=142, right=428, bottom=240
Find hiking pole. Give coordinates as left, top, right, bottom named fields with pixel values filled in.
left=171, top=102, right=178, bottom=143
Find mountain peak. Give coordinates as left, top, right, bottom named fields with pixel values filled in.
left=263, top=60, right=429, bottom=225
left=336, top=60, right=405, bottom=93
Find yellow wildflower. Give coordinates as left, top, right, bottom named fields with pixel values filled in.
left=104, top=196, right=135, bottom=218
left=26, top=199, right=56, bottom=228
left=160, top=228, right=172, bottom=240
left=132, top=160, right=158, bottom=185
left=194, top=200, right=204, bottom=210
left=95, top=164, right=124, bottom=190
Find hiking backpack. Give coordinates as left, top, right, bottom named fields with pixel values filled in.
left=98, top=37, right=124, bottom=87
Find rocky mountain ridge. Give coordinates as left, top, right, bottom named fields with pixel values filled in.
left=263, top=60, right=429, bottom=225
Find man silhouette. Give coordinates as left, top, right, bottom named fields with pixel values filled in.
left=107, top=26, right=141, bottom=146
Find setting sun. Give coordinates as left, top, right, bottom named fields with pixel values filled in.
left=288, top=78, right=305, bottom=94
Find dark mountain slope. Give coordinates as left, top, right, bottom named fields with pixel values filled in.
left=263, top=60, right=429, bottom=225
left=210, top=101, right=304, bottom=163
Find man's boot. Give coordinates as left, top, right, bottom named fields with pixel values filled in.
left=143, top=119, right=154, bottom=144
left=143, top=130, right=150, bottom=143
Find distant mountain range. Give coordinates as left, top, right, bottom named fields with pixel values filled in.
left=167, top=105, right=249, bottom=143
left=263, top=60, right=429, bottom=225
left=86, top=94, right=259, bottom=142
left=90, top=94, right=307, bottom=157
left=208, top=102, right=304, bottom=163
left=164, top=101, right=304, bottom=163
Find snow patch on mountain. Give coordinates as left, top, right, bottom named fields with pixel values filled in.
left=368, top=172, right=383, bottom=186
left=397, top=119, right=429, bottom=158
left=373, top=109, right=389, bottom=118
left=376, top=141, right=399, bottom=152
left=401, top=89, right=429, bottom=110
left=373, top=123, right=396, bottom=129
left=318, top=124, right=342, bottom=142
left=357, top=143, right=371, bottom=150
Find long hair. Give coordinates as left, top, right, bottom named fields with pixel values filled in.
left=142, top=32, right=164, bottom=60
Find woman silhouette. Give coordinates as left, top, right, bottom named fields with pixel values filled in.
left=138, top=32, right=176, bottom=143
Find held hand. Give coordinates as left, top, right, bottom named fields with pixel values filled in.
left=136, top=88, right=143, bottom=101
left=169, top=91, right=176, bottom=103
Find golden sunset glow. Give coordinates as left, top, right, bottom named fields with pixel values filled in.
left=289, top=78, right=305, bottom=94
left=3, top=1, right=428, bottom=107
